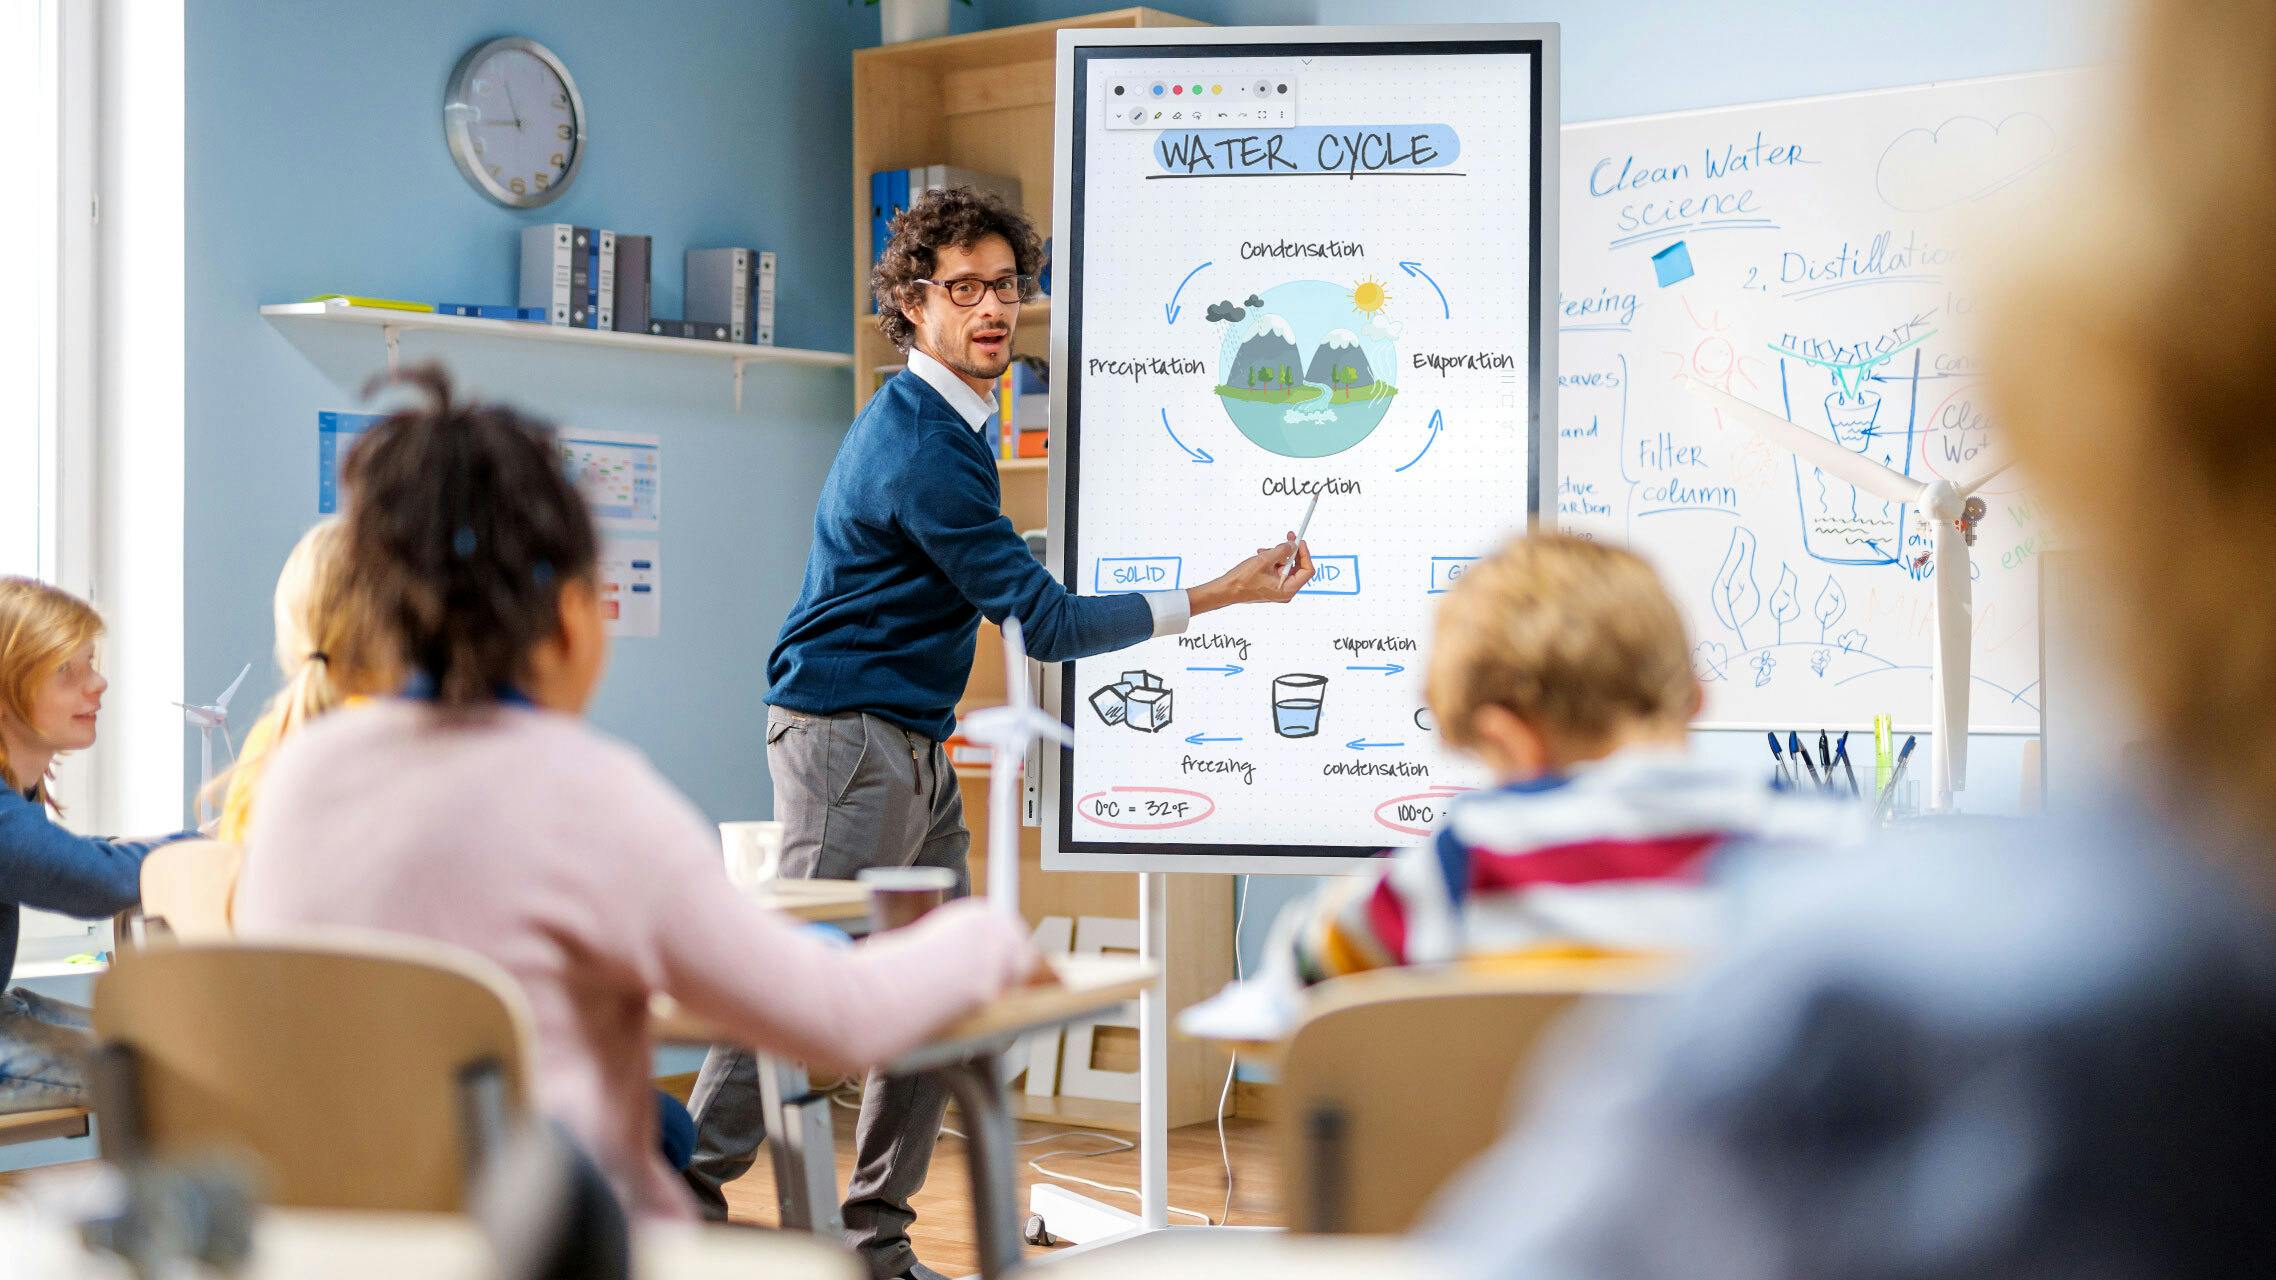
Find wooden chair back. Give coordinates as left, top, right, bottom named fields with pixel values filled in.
left=91, top=933, right=536, bottom=1212
left=1275, top=960, right=1662, bottom=1234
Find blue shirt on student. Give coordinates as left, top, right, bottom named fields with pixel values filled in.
left=768, top=355, right=1186, bottom=742
left=0, top=786, right=191, bottom=989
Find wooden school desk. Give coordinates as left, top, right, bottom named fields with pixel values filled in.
left=655, top=953, right=1158, bottom=1278
left=711, top=877, right=871, bottom=1236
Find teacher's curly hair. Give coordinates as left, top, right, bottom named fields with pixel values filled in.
left=871, top=186, right=1043, bottom=352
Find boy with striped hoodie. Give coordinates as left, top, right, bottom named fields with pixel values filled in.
left=1185, top=534, right=1850, bottom=1037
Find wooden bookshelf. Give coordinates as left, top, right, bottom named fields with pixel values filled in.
left=854, top=9, right=1234, bottom=1129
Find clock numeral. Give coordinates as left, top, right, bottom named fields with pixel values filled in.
left=472, top=138, right=485, bottom=154
left=550, top=152, right=564, bottom=168
left=534, top=172, right=551, bottom=190
left=552, top=93, right=567, bottom=107
left=488, top=164, right=502, bottom=177
left=510, top=177, right=528, bottom=196
left=556, top=123, right=573, bottom=141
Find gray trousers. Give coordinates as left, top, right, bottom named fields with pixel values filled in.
left=685, top=707, right=969, bottom=1280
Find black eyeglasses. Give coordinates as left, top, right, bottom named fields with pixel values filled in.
left=916, top=275, right=1035, bottom=307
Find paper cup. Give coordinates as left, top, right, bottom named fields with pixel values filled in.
left=858, top=865, right=957, bottom=933
left=718, top=821, right=785, bottom=891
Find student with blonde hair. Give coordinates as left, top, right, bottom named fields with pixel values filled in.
left=1185, top=533, right=1848, bottom=1038
left=208, top=518, right=395, bottom=845
left=0, top=578, right=194, bottom=1113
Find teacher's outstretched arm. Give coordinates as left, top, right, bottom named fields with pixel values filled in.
left=899, top=445, right=1314, bottom=663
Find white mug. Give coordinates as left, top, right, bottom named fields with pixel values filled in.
left=717, top=820, right=785, bottom=891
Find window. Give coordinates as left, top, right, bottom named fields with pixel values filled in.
left=6, top=0, right=108, bottom=966
left=0, top=1, right=48, bottom=579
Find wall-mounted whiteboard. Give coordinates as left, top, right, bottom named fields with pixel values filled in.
left=1557, top=71, right=2083, bottom=734
left=1044, top=26, right=1559, bottom=873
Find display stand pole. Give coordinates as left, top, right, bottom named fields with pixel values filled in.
left=1138, top=870, right=1170, bottom=1230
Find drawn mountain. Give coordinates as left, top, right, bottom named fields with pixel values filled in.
left=1305, top=329, right=1375, bottom=391
left=1224, top=314, right=1303, bottom=392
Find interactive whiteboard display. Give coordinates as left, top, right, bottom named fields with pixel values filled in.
left=1045, top=27, right=1559, bottom=872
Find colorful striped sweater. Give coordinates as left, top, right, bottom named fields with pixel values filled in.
left=1281, top=750, right=1855, bottom=985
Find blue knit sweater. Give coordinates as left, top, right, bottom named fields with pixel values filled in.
left=768, top=371, right=1154, bottom=742
left=1, top=786, right=186, bottom=989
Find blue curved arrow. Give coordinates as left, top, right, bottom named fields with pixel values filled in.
left=1165, top=260, right=1212, bottom=324
left=1394, top=410, right=1444, bottom=474
left=1345, top=663, right=1406, bottom=675
left=1185, top=732, right=1243, bottom=745
left=1161, top=408, right=1214, bottom=464
left=1185, top=664, right=1243, bottom=677
left=1397, top=260, right=1449, bottom=318
left=1345, top=737, right=1406, bottom=751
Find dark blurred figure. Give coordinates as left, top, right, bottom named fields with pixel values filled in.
left=1425, top=0, right=2276, bottom=1274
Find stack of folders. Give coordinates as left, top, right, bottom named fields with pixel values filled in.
left=652, top=247, right=779, bottom=346
left=518, top=225, right=654, bottom=333
left=990, top=356, right=1049, bottom=460
left=869, top=166, right=1024, bottom=311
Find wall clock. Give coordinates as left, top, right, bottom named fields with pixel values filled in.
left=444, top=37, right=584, bottom=208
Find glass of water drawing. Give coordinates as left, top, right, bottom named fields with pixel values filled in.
left=1272, top=673, right=1328, bottom=738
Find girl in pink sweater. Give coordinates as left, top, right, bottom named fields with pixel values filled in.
left=234, top=366, right=1035, bottom=1219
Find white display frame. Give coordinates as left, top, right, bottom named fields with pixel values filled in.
left=1042, top=24, right=1562, bottom=876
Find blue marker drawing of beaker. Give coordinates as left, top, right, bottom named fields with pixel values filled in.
left=1774, top=345, right=1922, bottom=568
left=1273, top=673, right=1328, bottom=738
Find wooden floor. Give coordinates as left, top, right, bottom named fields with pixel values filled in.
left=720, top=1102, right=1279, bottom=1277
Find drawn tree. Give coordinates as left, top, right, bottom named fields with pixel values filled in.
left=1812, top=575, right=1849, bottom=642
left=1258, top=367, right=1274, bottom=387
left=1710, top=527, right=1764, bottom=651
left=1768, top=564, right=1801, bottom=644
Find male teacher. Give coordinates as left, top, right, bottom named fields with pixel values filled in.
left=685, top=187, right=1312, bottom=1279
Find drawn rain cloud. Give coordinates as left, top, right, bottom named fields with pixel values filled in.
left=1875, top=111, right=2059, bottom=212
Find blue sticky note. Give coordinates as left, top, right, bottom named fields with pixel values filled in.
left=1652, top=240, right=1695, bottom=288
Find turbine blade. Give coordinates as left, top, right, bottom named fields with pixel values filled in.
left=216, top=663, right=252, bottom=710
left=1956, top=458, right=2015, bottom=500
left=1681, top=375, right=1920, bottom=505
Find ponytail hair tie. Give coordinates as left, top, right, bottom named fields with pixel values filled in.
left=308, top=651, right=330, bottom=665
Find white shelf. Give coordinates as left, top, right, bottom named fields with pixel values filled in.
left=261, top=300, right=853, bottom=409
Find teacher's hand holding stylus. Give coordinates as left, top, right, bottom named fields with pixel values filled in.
left=1189, top=532, right=1314, bottom=616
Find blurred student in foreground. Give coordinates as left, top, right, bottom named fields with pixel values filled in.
left=1425, top=3, right=2276, bottom=1276
left=1183, top=534, right=1852, bottom=1041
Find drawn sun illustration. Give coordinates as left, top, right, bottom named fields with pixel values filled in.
left=1349, top=275, right=1391, bottom=316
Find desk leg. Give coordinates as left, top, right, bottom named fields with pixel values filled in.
left=935, top=1052, right=1020, bottom=1278
left=756, top=1053, right=843, bottom=1236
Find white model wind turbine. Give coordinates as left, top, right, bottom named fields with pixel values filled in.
left=178, top=663, right=251, bottom=826
left=1682, top=376, right=2011, bottom=813
left=956, top=618, right=1069, bottom=919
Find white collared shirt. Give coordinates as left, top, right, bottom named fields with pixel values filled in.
left=904, top=346, right=1190, bottom=638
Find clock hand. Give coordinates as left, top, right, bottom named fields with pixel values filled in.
left=501, top=75, right=524, bottom=130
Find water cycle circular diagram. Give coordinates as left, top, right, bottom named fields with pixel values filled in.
left=1209, top=277, right=1401, bottom=459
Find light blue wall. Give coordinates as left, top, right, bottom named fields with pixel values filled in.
left=183, top=0, right=910, bottom=823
